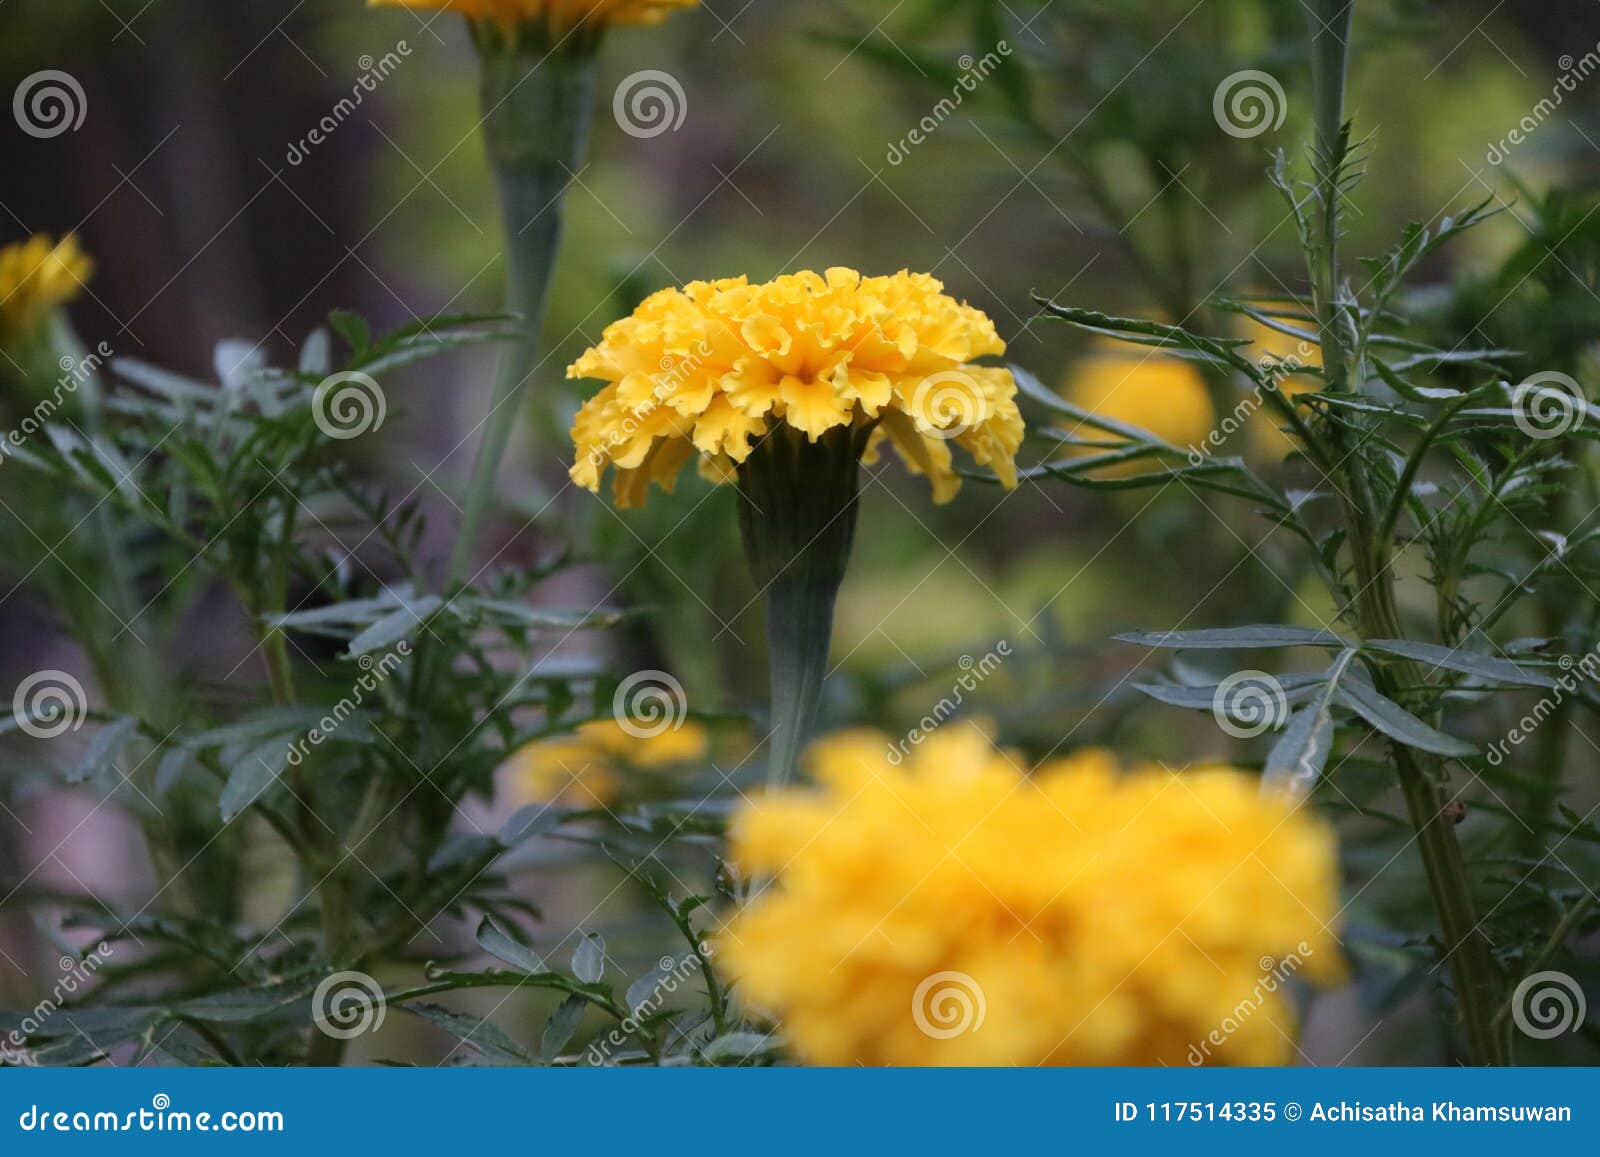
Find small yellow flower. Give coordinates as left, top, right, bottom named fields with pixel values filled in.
left=0, top=234, right=91, bottom=348
left=368, top=0, right=696, bottom=33
left=567, top=269, right=1025, bottom=508
left=721, top=724, right=1342, bottom=1066
left=506, top=718, right=708, bottom=808
left=1059, top=344, right=1215, bottom=477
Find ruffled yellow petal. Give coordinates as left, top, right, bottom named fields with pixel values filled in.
left=720, top=725, right=1344, bottom=1067
left=567, top=269, right=1024, bottom=507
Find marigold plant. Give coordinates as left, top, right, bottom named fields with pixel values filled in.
left=0, top=234, right=91, bottom=347
left=721, top=724, right=1342, bottom=1066
left=567, top=268, right=1024, bottom=507
left=507, top=718, right=709, bottom=808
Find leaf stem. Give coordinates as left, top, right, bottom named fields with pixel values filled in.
left=1303, top=0, right=1504, bottom=1066
left=448, top=42, right=597, bottom=586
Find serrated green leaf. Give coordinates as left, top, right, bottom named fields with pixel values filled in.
left=476, top=918, right=548, bottom=975
left=540, top=994, right=589, bottom=1062
left=572, top=934, right=605, bottom=984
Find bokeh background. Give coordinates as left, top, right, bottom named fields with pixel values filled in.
left=3, top=0, right=1599, bottom=1063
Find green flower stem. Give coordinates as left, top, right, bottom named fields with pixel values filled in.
left=737, top=426, right=868, bottom=786
left=448, top=32, right=597, bottom=586
left=1305, top=0, right=1503, bottom=1066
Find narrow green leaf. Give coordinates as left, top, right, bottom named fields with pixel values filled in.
left=1335, top=677, right=1476, bottom=758
left=1117, top=625, right=1350, bottom=650
left=1364, top=639, right=1557, bottom=688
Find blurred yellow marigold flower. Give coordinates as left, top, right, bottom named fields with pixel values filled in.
left=721, top=724, right=1342, bottom=1066
left=506, top=718, right=707, bottom=808
left=369, top=0, right=696, bottom=32
left=0, top=234, right=91, bottom=347
left=566, top=269, right=1024, bottom=508
left=1060, top=345, right=1215, bottom=477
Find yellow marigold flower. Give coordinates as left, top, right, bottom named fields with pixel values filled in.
left=0, top=234, right=91, bottom=348
left=368, top=0, right=696, bottom=32
left=566, top=269, right=1025, bottom=508
left=721, top=724, right=1343, bottom=1067
left=1060, top=344, right=1215, bottom=477
left=506, top=717, right=707, bottom=809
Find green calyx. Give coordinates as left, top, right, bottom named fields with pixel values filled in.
left=737, top=424, right=872, bottom=786
left=448, top=37, right=597, bottom=584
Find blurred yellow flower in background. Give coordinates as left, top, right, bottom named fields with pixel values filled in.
left=567, top=269, right=1024, bottom=507
left=369, top=0, right=696, bottom=32
left=0, top=234, right=91, bottom=348
left=721, top=723, right=1342, bottom=1066
left=506, top=718, right=708, bottom=808
left=1059, top=344, right=1215, bottom=477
